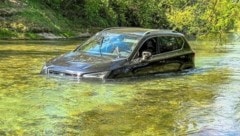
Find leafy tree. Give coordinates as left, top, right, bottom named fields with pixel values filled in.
left=42, top=0, right=62, bottom=10
left=28, top=0, right=240, bottom=40
left=195, top=0, right=240, bottom=44
left=166, top=0, right=240, bottom=42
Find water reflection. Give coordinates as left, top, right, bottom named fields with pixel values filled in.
left=0, top=40, right=240, bottom=135
left=188, top=44, right=240, bottom=136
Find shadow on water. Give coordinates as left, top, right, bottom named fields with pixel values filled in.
left=0, top=39, right=240, bottom=135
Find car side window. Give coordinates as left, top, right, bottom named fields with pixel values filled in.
left=158, top=36, right=184, bottom=53
left=138, top=37, right=157, bottom=57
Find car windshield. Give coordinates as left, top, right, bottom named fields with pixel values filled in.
left=75, top=32, right=141, bottom=58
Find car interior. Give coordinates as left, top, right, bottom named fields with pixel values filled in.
left=138, top=38, right=157, bottom=58
left=136, top=36, right=184, bottom=60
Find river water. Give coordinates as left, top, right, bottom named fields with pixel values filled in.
left=0, top=39, right=240, bottom=135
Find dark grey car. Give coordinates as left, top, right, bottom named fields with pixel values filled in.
left=40, top=27, right=195, bottom=79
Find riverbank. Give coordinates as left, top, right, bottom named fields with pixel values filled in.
left=1, top=0, right=239, bottom=40
left=0, top=0, right=95, bottom=40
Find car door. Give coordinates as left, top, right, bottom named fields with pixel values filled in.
left=155, top=35, right=185, bottom=72
left=130, top=35, right=184, bottom=76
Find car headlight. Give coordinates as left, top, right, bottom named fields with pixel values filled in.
left=82, top=71, right=109, bottom=79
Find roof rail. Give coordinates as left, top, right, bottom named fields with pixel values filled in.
left=143, top=29, right=177, bottom=35
left=100, top=27, right=178, bottom=35
left=143, top=30, right=160, bottom=35
left=160, top=29, right=176, bottom=32
left=101, top=27, right=123, bottom=32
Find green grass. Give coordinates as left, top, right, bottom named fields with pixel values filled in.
left=0, top=0, right=78, bottom=39
left=0, top=28, right=18, bottom=39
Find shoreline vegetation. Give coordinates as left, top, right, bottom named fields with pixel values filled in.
left=0, top=0, right=239, bottom=40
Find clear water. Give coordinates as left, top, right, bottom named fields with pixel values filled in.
left=0, top=39, right=240, bottom=135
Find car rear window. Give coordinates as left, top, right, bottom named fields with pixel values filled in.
left=159, top=36, right=184, bottom=53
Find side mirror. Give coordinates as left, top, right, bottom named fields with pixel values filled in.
left=142, top=51, right=152, bottom=61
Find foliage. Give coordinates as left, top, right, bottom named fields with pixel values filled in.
left=166, top=0, right=240, bottom=42
left=54, top=0, right=240, bottom=36
left=0, top=28, right=18, bottom=39
left=1, top=0, right=240, bottom=40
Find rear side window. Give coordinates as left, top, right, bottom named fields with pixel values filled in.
left=159, top=36, right=184, bottom=53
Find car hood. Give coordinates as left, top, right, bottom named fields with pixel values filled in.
left=45, top=51, right=126, bottom=73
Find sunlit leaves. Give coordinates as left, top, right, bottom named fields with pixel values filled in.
left=2, top=0, right=240, bottom=40
left=37, top=0, right=240, bottom=38
left=167, top=6, right=196, bottom=32
left=165, top=0, right=240, bottom=43
left=199, top=0, right=236, bottom=32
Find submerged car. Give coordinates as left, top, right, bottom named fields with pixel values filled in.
left=40, top=27, right=195, bottom=79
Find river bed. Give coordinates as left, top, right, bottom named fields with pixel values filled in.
left=0, top=39, right=240, bottom=135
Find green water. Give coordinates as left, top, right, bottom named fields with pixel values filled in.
left=0, top=40, right=240, bottom=135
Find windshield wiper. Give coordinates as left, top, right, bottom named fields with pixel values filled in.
left=115, top=46, right=121, bottom=58
left=99, top=37, right=104, bottom=57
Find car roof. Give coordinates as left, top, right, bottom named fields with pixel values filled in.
left=102, top=27, right=184, bottom=37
